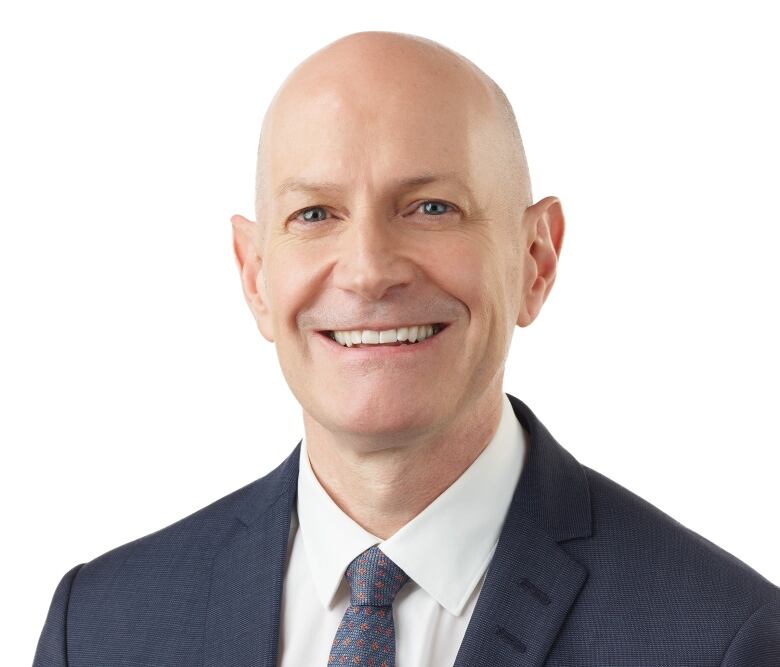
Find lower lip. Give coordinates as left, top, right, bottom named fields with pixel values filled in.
left=314, top=324, right=451, bottom=360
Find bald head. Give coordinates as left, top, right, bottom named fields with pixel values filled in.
left=254, top=31, right=531, bottom=231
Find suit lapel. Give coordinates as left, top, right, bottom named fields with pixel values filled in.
left=453, top=393, right=592, bottom=667
left=203, top=441, right=301, bottom=667
left=204, top=392, right=591, bottom=667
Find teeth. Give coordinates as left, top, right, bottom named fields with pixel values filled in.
left=329, top=324, right=441, bottom=347
left=379, top=329, right=397, bottom=343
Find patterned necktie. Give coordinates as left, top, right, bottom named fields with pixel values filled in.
left=328, top=545, right=411, bottom=666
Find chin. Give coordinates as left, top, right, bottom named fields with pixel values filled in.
left=324, top=393, right=438, bottom=438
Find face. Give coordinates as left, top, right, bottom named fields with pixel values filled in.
left=233, top=40, right=563, bottom=449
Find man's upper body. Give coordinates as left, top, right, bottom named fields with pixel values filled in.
left=33, top=30, right=780, bottom=664
left=33, top=392, right=780, bottom=666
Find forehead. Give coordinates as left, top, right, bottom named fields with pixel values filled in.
left=259, top=65, right=497, bottom=201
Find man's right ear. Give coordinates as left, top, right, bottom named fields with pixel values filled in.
left=230, top=214, right=274, bottom=342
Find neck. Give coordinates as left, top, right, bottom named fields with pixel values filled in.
left=302, top=379, right=505, bottom=540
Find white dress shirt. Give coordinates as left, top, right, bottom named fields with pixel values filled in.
left=278, top=393, right=528, bottom=667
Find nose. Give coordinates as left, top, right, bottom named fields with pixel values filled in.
left=332, top=207, right=415, bottom=301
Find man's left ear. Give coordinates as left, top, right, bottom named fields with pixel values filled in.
left=517, top=196, right=565, bottom=327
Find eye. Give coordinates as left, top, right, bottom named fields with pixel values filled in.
left=290, top=200, right=456, bottom=226
left=292, top=206, right=330, bottom=224
left=416, top=200, right=455, bottom=216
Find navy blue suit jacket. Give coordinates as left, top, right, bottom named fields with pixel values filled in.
left=34, top=393, right=780, bottom=665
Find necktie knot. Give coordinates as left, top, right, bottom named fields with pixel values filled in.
left=345, top=545, right=410, bottom=606
left=330, top=545, right=409, bottom=666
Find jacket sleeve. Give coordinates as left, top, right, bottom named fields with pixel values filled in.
left=32, top=564, right=85, bottom=667
left=720, top=597, right=780, bottom=666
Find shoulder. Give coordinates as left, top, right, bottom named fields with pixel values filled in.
left=68, top=453, right=293, bottom=599
left=36, top=447, right=300, bottom=663
left=69, top=478, right=252, bottom=592
left=74, top=443, right=299, bottom=581
left=580, top=464, right=778, bottom=599
left=34, top=477, right=262, bottom=664
left=561, top=464, right=780, bottom=659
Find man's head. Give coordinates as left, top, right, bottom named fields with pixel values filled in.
left=232, top=31, right=564, bottom=448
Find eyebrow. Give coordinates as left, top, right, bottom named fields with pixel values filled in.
left=274, top=171, right=472, bottom=200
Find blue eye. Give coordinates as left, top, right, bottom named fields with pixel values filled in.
left=418, top=201, right=453, bottom=215
left=291, top=200, right=455, bottom=225
left=296, top=206, right=329, bottom=223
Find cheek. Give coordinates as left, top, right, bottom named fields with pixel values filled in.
left=264, top=248, right=320, bottom=329
left=427, top=238, right=501, bottom=321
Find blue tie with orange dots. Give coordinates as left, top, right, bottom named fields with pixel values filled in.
left=329, top=545, right=411, bottom=666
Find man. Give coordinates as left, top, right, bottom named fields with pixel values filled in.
left=34, top=30, right=779, bottom=666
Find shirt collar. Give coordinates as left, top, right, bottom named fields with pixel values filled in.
left=295, top=392, right=527, bottom=616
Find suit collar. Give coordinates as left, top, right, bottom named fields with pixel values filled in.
left=506, top=392, right=591, bottom=543
left=233, top=442, right=301, bottom=529
left=452, top=393, right=591, bottom=666
left=203, top=443, right=301, bottom=666
left=204, top=392, right=591, bottom=667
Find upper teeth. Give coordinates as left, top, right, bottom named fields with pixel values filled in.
left=330, top=324, right=441, bottom=347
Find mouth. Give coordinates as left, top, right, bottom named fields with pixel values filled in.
left=316, top=322, right=450, bottom=349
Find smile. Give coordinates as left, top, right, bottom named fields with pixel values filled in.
left=317, top=323, right=449, bottom=349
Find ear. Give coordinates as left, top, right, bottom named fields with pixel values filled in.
left=231, top=214, right=274, bottom=342
left=516, top=196, right=565, bottom=327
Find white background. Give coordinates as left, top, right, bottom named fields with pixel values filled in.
left=2, top=1, right=778, bottom=662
